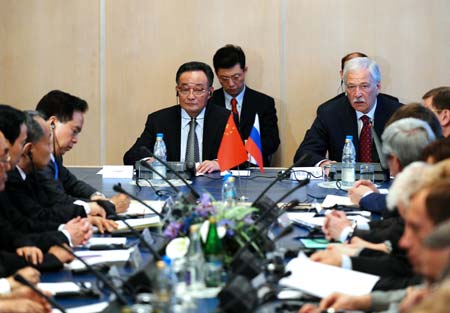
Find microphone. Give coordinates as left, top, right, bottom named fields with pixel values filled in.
left=14, top=274, right=67, bottom=313
left=370, top=121, right=388, bottom=170
left=139, top=160, right=181, bottom=193
left=253, top=178, right=310, bottom=228
left=55, top=243, right=128, bottom=305
left=139, top=146, right=200, bottom=202
left=113, top=183, right=164, bottom=219
left=109, top=213, right=162, bottom=262
left=252, top=152, right=310, bottom=206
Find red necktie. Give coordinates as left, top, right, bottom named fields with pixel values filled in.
left=359, top=115, right=372, bottom=162
left=230, top=98, right=239, bottom=126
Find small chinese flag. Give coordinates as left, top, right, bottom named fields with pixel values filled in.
left=217, top=113, right=248, bottom=171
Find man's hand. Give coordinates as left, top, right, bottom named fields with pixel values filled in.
left=48, top=245, right=74, bottom=263
left=110, top=194, right=130, bottom=214
left=310, top=246, right=343, bottom=267
left=16, top=247, right=43, bottom=265
left=0, top=298, right=50, bottom=313
left=319, top=292, right=372, bottom=311
left=348, top=179, right=378, bottom=204
left=322, top=210, right=351, bottom=241
left=63, top=217, right=92, bottom=246
left=399, top=286, right=430, bottom=313
left=298, top=303, right=320, bottom=313
left=88, top=216, right=118, bottom=234
left=88, top=202, right=106, bottom=218
left=7, top=267, right=40, bottom=290
left=348, top=236, right=389, bottom=253
left=327, top=243, right=360, bottom=257
left=196, top=160, right=220, bottom=174
left=319, top=160, right=336, bottom=168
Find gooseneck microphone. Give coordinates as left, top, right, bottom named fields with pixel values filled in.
left=109, top=213, right=162, bottom=262
left=56, top=243, right=128, bottom=305
left=113, top=183, right=164, bottom=219
left=139, top=160, right=181, bottom=193
left=252, top=152, right=310, bottom=206
left=139, top=146, right=200, bottom=202
left=14, top=274, right=67, bottom=313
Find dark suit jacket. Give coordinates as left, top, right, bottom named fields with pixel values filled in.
left=210, top=87, right=280, bottom=166
left=6, top=168, right=87, bottom=224
left=0, top=251, right=63, bottom=277
left=123, top=104, right=230, bottom=165
left=46, top=155, right=97, bottom=200
left=359, top=193, right=387, bottom=214
left=293, top=93, right=402, bottom=166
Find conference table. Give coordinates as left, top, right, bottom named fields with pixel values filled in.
left=41, top=166, right=350, bottom=312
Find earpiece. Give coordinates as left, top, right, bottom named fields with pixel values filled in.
left=176, top=91, right=179, bottom=97
left=51, top=122, right=55, bottom=129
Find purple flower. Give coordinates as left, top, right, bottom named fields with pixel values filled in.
left=163, top=221, right=183, bottom=239
left=218, top=219, right=235, bottom=237
left=194, top=193, right=217, bottom=217
left=243, top=215, right=254, bottom=224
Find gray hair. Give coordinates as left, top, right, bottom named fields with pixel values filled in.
left=343, top=57, right=381, bottom=85
left=24, top=110, right=46, bottom=144
left=386, top=161, right=430, bottom=210
left=382, top=117, right=436, bottom=168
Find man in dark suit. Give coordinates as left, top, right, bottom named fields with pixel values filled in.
left=293, top=57, right=402, bottom=167
left=210, top=45, right=280, bottom=166
left=124, top=61, right=230, bottom=173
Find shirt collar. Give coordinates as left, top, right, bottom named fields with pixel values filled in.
left=16, top=165, right=26, bottom=181
left=224, top=85, right=246, bottom=105
left=356, top=98, right=377, bottom=122
left=181, top=107, right=206, bottom=128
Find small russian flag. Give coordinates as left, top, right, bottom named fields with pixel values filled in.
left=245, top=114, right=264, bottom=173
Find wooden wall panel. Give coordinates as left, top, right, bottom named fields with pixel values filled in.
left=1, top=0, right=448, bottom=166
left=0, top=0, right=100, bottom=165
left=104, top=0, right=281, bottom=165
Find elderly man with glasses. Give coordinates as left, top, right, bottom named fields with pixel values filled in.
left=293, top=57, right=402, bottom=167
left=124, top=61, right=230, bottom=173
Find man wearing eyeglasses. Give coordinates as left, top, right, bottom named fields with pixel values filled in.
left=210, top=45, right=280, bottom=166
left=293, top=57, right=402, bottom=167
left=123, top=61, right=230, bottom=173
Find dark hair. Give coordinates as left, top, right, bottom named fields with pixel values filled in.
left=340, top=52, right=367, bottom=71
left=422, top=86, right=448, bottom=100
left=425, top=179, right=450, bottom=225
left=422, top=137, right=450, bottom=163
left=24, top=111, right=45, bottom=144
left=175, top=61, right=214, bottom=87
left=432, top=87, right=450, bottom=111
left=386, top=103, right=443, bottom=139
left=0, top=104, right=26, bottom=144
left=213, top=45, right=246, bottom=72
left=36, top=90, right=88, bottom=122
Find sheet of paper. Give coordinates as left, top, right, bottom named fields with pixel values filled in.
left=287, top=212, right=369, bottom=228
left=120, top=200, right=165, bottom=216
left=52, top=302, right=109, bottom=313
left=38, top=282, right=81, bottom=295
left=280, top=253, right=379, bottom=298
left=101, top=165, right=133, bottom=178
left=115, top=216, right=161, bottom=231
left=86, top=237, right=127, bottom=246
left=66, top=249, right=132, bottom=271
left=322, top=194, right=357, bottom=208
left=220, top=170, right=251, bottom=177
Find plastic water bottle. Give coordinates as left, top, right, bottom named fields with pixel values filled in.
left=153, top=133, right=167, bottom=182
left=221, top=174, right=237, bottom=209
left=341, top=135, right=356, bottom=188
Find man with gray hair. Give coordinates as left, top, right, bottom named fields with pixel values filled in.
left=293, top=57, right=402, bottom=166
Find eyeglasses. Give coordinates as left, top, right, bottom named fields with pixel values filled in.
left=0, top=152, right=10, bottom=165
left=345, top=83, right=372, bottom=93
left=177, top=86, right=209, bottom=96
left=218, top=73, right=243, bottom=83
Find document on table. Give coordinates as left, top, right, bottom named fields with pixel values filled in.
left=66, top=249, right=133, bottom=271
left=287, top=212, right=370, bottom=228
left=113, top=216, right=162, bottom=232
left=38, top=282, right=82, bottom=295
left=321, top=194, right=358, bottom=208
left=85, top=237, right=127, bottom=246
left=99, top=165, right=133, bottom=178
left=279, top=253, right=379, bottom=298
left=119, top=200, right=165, bottom=216
left=52, top=302, right=109, bottom=313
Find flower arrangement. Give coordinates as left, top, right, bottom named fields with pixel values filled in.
left=163, top=193, right=258, bottom=257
